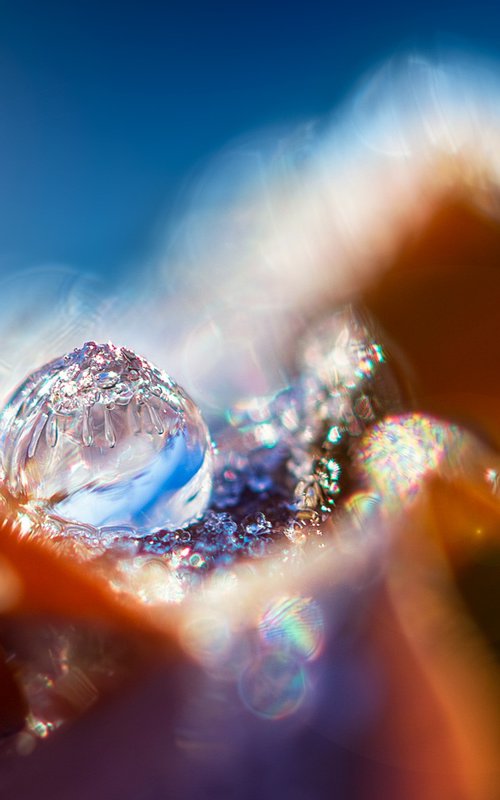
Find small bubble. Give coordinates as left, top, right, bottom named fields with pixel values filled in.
left=243, top=512, right=272, bottom=536
left=175, top=529, right=192, bottom=544
left=96, top=370, right=119, bottom=389
left=189, top=553, right=206, bottom=569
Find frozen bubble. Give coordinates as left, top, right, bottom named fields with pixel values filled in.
left=0, top=342, right=213, bottom=533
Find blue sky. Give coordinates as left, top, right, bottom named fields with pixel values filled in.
left=0, top=1, right=498, bottom=278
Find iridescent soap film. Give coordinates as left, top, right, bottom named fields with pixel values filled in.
left=0, top=342, right=213, bottom=532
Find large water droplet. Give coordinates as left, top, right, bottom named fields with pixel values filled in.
left=0, top=342, right=213, bottom=533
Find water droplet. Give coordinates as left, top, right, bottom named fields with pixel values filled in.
left=0, top=342, right=214, bottom=534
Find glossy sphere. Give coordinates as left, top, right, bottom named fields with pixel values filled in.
left=0, top=342, right=213, bottom=533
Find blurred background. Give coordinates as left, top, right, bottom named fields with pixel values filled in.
left=3, top=6, right=500, bottom=800
left=0, top=0, right=498, bottom=284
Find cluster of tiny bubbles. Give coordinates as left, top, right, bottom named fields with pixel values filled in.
left=288, top=304, right=404, bottom=517
left=66, top=310, right=401, bottom=594
left=97, top=488, right=330, bottom=603
left=356, top=413, right=466, bottom=509
left=0, top=341, right=214, bottom=534
left=109, top=555, right=188, bottom=605
left=212, top=389, right=299, bottom=509
left=133, top=502, right=317, bottom=603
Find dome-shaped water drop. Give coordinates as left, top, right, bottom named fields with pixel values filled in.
left=0, top=342, right=213, bottom=533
